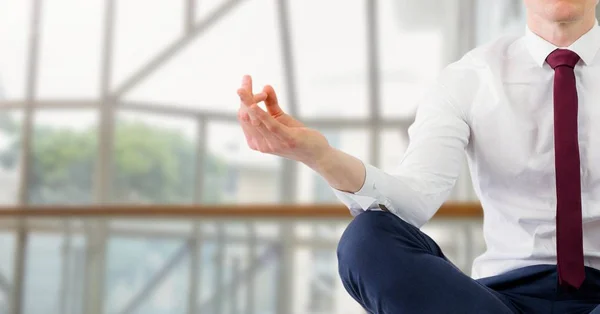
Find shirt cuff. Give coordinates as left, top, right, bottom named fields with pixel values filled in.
left=354, top=163, right=379, bottom=197
left=331, top=162, right=386, bottom=215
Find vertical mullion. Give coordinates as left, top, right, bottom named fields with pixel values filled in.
left=95, top=0, right=116, bottom=204
left=194, top=117, right=206, bottom=203
left=230, top=258, right=240, bottom=314
left=11, top=0, right=43, bottom=312
left=59, top=221, right=72, bottom=314
left=366, top=0, right=381, bottom=167
left=274, top=2, right=297, bottom=311
left=84, top=0, right=115, bottom=313
left=245, top=223, right=256, bottom=314
left=212, top=223, right=225, bottom=314
left=275, top=221, right=294, bottom=314
left=275, top=0, right=297, bottom=203
left=274, top=2, right=297, bottom=312
left=186, top=0, right=196, bottom=33
left=187, top=223, right=201, bottom=314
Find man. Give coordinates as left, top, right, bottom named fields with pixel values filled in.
left=236, top=0, right=600, bottom=312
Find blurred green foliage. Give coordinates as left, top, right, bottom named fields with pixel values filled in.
left=0, top=112, right=227, bottom=204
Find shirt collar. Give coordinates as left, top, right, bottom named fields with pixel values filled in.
left=525, top=20, right=600, bottom=67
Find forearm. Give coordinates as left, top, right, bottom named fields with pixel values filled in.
left=306, top=147, right=366, bottom=194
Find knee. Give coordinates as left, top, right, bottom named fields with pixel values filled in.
left=337, top=210, right=407, bottom=272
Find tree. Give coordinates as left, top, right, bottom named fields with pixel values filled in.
left=0, top=112, right=228, bottom=204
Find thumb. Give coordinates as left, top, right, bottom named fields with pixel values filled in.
left=263, top=85, right=284, bottom=116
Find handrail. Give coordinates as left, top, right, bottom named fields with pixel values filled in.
left=0, top=202, right=482, bottom=218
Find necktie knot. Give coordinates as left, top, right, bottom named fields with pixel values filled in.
left=546, top=49, right=580, bottom=69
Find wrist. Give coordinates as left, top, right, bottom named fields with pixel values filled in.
left=306, top=146, right=337, bottom=172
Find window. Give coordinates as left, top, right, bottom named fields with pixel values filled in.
left=30, top=110, right=97, bottom=204
left=0, top=111, right=22, bottom=205
left=112, top=111, right=197, bottom=204
left=0, top=1, right=499, bottom=313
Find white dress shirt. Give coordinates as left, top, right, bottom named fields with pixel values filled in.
left=332, top=22, right=600, bottom=279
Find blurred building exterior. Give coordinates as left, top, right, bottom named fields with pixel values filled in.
left=1, top=1, right=599, bottom=313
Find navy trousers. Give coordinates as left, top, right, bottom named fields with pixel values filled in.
left=337, top=210, right=600, bottom=314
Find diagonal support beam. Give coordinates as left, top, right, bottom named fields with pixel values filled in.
left=117, top=239, right=193, bottom=314
left=0, top=271, right=12, bottom=296
left=111, top=0, right=244, bottom=100
left=197, top=243, right=280, bottom=313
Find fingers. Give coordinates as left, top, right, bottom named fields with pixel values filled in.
left=237, top=88, right=260, bottom=126
left=241, top=74, right=253, bottom=94
left=239, top=119, right=266, bottom=151
left=262, top=85, right=284, bottom=117
left=237, top=88, right=253, bottom=106
left=247, top=103, right=294, bottom=143
left=236, top=76, right=296, bottom=154
left=254, top=92, right=267, bottom=103
left=239, top=109, right=287, bottom=153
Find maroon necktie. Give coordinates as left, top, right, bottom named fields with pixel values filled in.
left=546, top=49, right=585, bottom=289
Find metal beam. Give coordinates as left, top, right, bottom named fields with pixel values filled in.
left=0, top=271, right=11, bottom=297
left=59, top=221, right=72, bottom=314
left=246, top=223, right=256, bottom=314
left=366, top=0, right=381, bottom=167
left=213, top=223, right=225, bottom=314
left=73, top=248, right=86, bottom=313
left=118, top=239, right=193, bottom=314
left=95, top=0, right=116, bottom=204
left=194, top=118, right=206, bottom=203
left=230, top=258, right=241, bottom=314
left=0, top=100, right=99, bottom=109
left=197, top=243, right=280, bottom=312
left=119, top=99, right=414, bottom=129
left=275, top=0, right=298, bottom=206
left=275, top=0, right=298, bottom=117
left=11, top=0, right=42, bottom=312
left=0, top=222, right=352, bottom=248
left=275, top=222, right=294, bottom=314
left=111, top=0, right=244, bottom=100
left=81, top=220, right=108, bottom=314
left=186, top=0, right=196, bottom=33
left=83, top=0, right=116, bottom=312
left=186, top=224, right=201, bottom=314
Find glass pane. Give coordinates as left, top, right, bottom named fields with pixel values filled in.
left=203, top=123, right=281, bottom=204
left=133, top=256, right=189, bottom=314
left=475, top=0, right=526, bottom=46
left=378, top=0, right=447, bottom=118
left=112, top=0, right=184, bottom=88
left=0, top=232, right=15, bottom=311
left=195, top=0, right=227, bottom=22
left=110, top=219, right=192, bottom=236
left=379, top=129, right=409, bottom=173
left=125, top=0, right=289, bottom=114
left=23, top=233, right=87, bottom=314
left=105, top=237, right=185, bottom=314
left=294, top=248, right=342, bottom=313
left=290, top=0, right=368, bottom=118
left=297, top=129, right=370, bottom=203
left=0, top=111, right=22, bottom=205
left=112, top=111, right=197, bottom=204
left=252, top=244, right=278, bottom=314
left=37, top=0, right=103, bottom=98
left=30, top=110, right=97, bottom=204
left=0, top=0, right=31, bottom=100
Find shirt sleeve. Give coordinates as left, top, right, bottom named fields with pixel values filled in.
left=331, top=77, right=471, bottom=228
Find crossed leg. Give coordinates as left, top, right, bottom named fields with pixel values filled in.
left=337, top=210, right=516, bottom=314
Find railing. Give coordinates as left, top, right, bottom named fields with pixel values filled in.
left=0, top=202, right=483, bottom=218
left=0, top=203, right=483, bottom=314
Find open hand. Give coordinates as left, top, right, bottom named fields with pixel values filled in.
left=236, top=75, right=331, bottom=167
